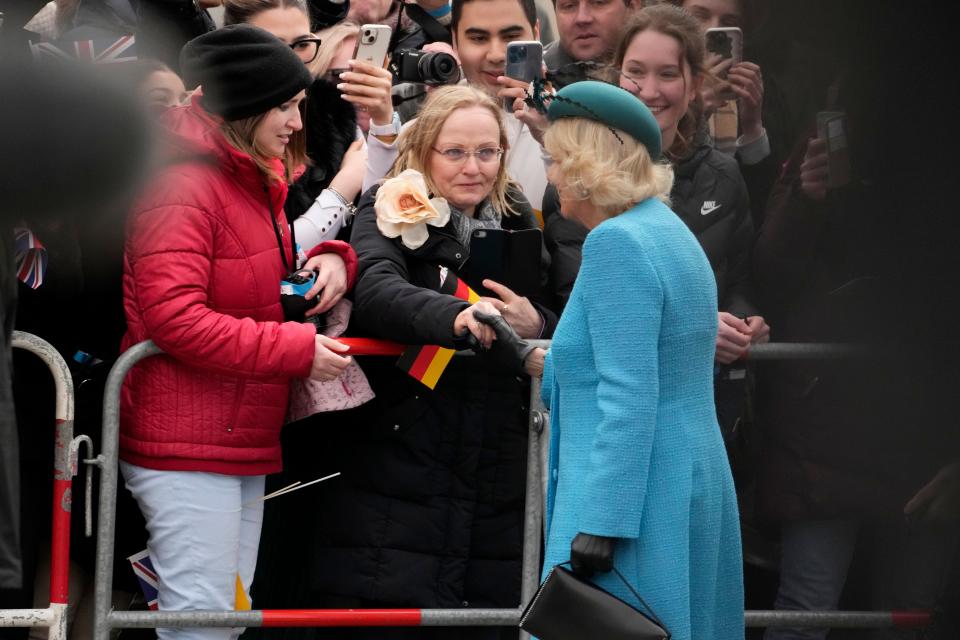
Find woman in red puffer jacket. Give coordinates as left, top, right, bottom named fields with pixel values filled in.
left=119, top=26, right=357, bottom=639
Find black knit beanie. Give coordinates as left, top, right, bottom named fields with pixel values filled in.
left=180, top=24, right=313, bottom=121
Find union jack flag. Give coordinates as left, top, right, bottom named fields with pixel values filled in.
left=128, top=549, right=250, bottom=611
left=127, top=549, right=159, bottom=610
left=29, top=35, right=137, bottom=64
left=13, top=228, right=47, bottom=290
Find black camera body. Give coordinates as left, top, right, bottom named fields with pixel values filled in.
left=392, top=49, right=460, bottom=86
left=281, top=269, right=318, bottom=323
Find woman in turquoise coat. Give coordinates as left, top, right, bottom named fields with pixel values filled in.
left=522, top=81, right=744, bottom=640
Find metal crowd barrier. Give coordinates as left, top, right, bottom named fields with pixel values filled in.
left=92, top=339, right=548, bottom=640
left=82, top=339, right=932, bottom=638
left=0, top=331, right=93, bottom=640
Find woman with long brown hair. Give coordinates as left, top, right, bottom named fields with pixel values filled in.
left=120, top=26, right=357, bottom=639
left=612, top=4, right=769, bottom=363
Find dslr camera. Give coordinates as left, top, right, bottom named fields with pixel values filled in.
left=391, top=49, right=460, bottom=86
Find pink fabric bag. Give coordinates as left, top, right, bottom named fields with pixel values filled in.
left=287, top=299, right=375, bottom=422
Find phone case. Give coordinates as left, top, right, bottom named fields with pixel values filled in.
left=353, top=24, right=391, bottom=68
left=705, top=28, right=742, bottom=101
left=469, top=228, right=543, bottom=298
left=816, top=111, right=851, bottom=189
left=705, top=27, right=743, bottom=67
left=503, top=41, right=543, bottom=110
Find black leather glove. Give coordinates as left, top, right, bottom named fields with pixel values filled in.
left=570, top=532, right=615, bottom=578
left=473, top=310, right=536, bottom=375
left=452, top=330, right=482, bottom=352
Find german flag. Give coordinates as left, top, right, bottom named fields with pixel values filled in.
left=397, top=268, right=480, bottom=389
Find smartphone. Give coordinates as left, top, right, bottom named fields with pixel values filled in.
left=469, top=228, right=542, bottom=298
left=704, top=27, right=742, bottom=100
left=503, top=41, right=543, bottom=110
left=353, top=24, right=392, bottom=68
left=816, top=111, right=851, bottom=189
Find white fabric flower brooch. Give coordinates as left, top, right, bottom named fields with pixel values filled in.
left=375, top=169, right=451, bottom=250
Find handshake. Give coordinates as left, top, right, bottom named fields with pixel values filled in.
left=461, top=308, right=538, bottom=376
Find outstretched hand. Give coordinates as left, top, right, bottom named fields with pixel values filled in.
left=478, top=279, right=543, bottom=338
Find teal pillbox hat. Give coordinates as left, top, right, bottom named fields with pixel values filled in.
left=546, top=80, right=662, bottom=159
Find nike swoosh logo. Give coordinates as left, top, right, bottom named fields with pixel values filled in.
left=700, top=204, right=721, bottom=215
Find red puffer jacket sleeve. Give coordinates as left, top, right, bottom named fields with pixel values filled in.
left=307, top=240, right=359, bottom=290
left=126, top=200, right=317, bottom=380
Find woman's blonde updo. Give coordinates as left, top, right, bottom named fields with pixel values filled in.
left=544, top=118, right=674, bottom=219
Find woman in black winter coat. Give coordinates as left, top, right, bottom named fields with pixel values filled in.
left=295, top=85, right=556, bottom=640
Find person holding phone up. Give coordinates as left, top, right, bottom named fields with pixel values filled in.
left=542, top=5, right=769, bottom=363
left=223, top=0, right=376, bottom=250
left=752, top=73, right=960, bottom=640
left=667, top=0, right=794, bottom=225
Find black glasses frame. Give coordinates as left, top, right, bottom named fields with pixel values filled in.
left=290, top=37, right=322, bottom=64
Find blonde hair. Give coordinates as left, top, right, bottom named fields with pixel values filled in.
left=387, top=85, right=517, bottom=216
left=220, top=110, right=307, bottom=185
left=544, top=118, right=674, bottom=218
left=310, top=21, right=360, bottom=76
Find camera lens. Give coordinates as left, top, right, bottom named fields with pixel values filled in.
left=419, top=51, right=459, bottom=85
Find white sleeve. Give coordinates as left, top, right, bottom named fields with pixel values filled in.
left=736, top=128, right=771, bottom=165
left=293, top=189, right=349, bottom=252
left=362, top=134, right=398, bottom=193
left=362, top=119, right=416, bottom=193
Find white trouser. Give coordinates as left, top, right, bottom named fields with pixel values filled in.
left=120, top=462, right=265, bottom=640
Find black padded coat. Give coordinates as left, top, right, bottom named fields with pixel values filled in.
left=305, top=184, right=555, bottom=609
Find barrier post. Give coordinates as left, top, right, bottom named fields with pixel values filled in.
left=518, top=373, right=548, bottom=640
left=0, top=331, right=76, bottom=640
left=91, top=340, right=162, bottom=640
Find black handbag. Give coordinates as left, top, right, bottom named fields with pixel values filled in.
left=520, top=563, right=670, bottom=640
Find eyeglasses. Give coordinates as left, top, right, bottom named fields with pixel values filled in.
left=290, top=37, right=322, bottom=64
left=432, top=147, right=504, bottom=164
